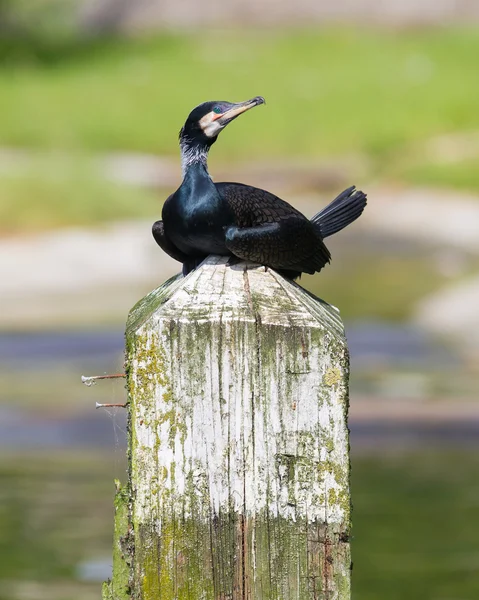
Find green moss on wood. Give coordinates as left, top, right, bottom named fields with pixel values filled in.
left=115, top=264, right=352, bottom=599
left=129, top=331, right=170, bottom=406
left=102, top=581, right=113, bottom=600
left=111, top=481, right=131, bottom=600
left=133, top=514, right=351, bottom=600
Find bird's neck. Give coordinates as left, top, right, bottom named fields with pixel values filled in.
left=180, top=139, right=211, bottom=178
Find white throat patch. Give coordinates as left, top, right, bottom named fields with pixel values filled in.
left=179, top=140, right=210, bottom=176
left=199, top=112, right=223, bottom=138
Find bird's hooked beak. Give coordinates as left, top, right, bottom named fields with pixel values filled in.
left=196, top=96, right=265, bottom=140
left=213, top=96, right=266, bottom=126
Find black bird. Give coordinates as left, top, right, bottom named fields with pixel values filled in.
left=152, top=97, right=367, bottom=279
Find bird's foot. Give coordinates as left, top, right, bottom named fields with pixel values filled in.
left=227, top=255, right=242, bottom=267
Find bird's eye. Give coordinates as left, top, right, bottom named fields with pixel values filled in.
left=212, top=106, right=222, bottom=114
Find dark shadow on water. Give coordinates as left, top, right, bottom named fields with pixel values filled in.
left=2, top=406, right=479, bottom=451
left=0, top=320, right=457, bottom=369
left=0, top=330, right=124, bottom=367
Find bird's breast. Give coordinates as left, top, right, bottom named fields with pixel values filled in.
left=164, top=192, right=233, bottom=256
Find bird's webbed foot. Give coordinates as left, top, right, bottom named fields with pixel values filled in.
left=227, top=255, right=243, bottom=267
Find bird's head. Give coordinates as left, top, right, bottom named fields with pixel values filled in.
left=179, top=96, right=265, bottom=147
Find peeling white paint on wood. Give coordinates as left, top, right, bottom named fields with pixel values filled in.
left=125, top=256, right=351, bottom=599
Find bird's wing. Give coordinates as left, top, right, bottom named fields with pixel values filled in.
left=152, top=220, right=189, bottom=263
left=215, top=181, right=305, bottom=227
left=216, top=182, right=330, bottom=273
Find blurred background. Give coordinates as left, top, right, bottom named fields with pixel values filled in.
left=1, top=1, right=479, bottom=599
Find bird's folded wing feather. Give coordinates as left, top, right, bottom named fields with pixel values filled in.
left=152, top=220, right=189, bottom=263
left=215, top=181, right=304, bottom=226
left=216, top=182, right=330, bottom=272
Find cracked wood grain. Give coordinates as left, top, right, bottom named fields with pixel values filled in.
left=106, top=256, right=351, bottom=600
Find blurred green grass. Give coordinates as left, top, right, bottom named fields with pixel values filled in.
left=2, top=28, right=479, bottom=158
left=400, top=157, right=479, bottom=193
left=0, top=154, right=160, bottom=233
left=2, top=27, right=479, bottom=322
left=2, top=27, right=479, bottom=233
left=304, top=254, right=448, bottom=321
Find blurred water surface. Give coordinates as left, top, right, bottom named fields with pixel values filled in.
left=2, top=441, right=479, bottom=600
left=1, top=326, right=478, bottom=599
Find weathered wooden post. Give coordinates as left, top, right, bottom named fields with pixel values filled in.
left=104, top=255, right=351, bottom=600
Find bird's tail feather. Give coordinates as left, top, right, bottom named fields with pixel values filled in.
left=311, top=186, right=367, bottom=238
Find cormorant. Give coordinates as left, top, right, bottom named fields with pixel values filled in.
left=152, top=96, right=367, bottom=279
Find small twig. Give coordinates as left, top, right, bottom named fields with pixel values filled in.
left=81, top=373, right=126, bottom=387
left=96, top=402, right=128, bottom=409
